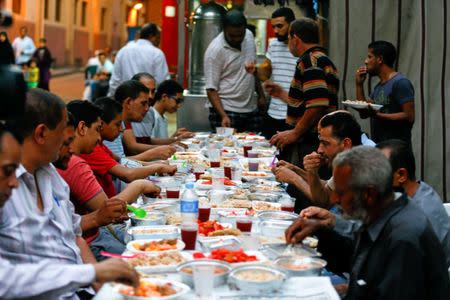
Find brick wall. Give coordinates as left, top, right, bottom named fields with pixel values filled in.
left=43, top=25, right=66, bottom=66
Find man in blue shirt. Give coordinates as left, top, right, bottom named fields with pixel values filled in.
left=355, top=41, right=414, bottom=146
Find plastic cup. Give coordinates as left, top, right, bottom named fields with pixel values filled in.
left=281, top=197, right=296, bottom=212
left=247, top=150, right=259, bottom=158
left=181, top=222, right=198, bottom=250
left=198, top=205, right=211, bottom=222
left=166, top=186, right=180, bottom=199
left=231, top=167, right=242, bottom=181
left=248, top=158, right=259, bottom=171
left=193, top=266, right=215, bottom=299
left=224, top=165, right=232, bottom=180
left=243, top=145, right=252, bottom=157
left=210, top=161, right=221, bottom=168
left=236, top=217, right=253, bottom=232
left=193, top=164, right=206, bottom=181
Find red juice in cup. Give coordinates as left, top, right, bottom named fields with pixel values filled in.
left=210, top=161, right=221, bottom=168
left=281, top=204, right=295, bottom=212
left=166, top=187, right=180, bottom=199
left=248, top=161, right=259, bottom=171
left=236, top=218, right=253, bottom=232
left=224, top=166, right=232, bottom=179
left=181, top=223, right=198, bottom=250
left=243, top=146, right=252, bottom=157
left=198, top=207, right=211, bottom=222
left=194, top=172, right=205, bottom=181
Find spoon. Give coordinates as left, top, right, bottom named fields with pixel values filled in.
left=100, top=251, right=140, bottom=259
left=127, top=205, right=147, bottom=219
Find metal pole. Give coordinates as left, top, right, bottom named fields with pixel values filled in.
left=176, top=0, right=185, bottom=86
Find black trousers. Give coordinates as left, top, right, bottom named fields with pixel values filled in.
left=261, top=114, right=291, bottom=140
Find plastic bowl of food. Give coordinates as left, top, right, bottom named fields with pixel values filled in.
left=129, top=211, right=167, bottom=227
left=228, top=265, right=286, bottom=293
left=126, top=238, right=185, bottom=255
left=117, top=278, right=190, bottom=299
left=274, top=256, right=327, bottom=277
left=177, top=259, right=232, bottom=288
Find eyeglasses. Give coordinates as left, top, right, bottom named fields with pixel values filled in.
left=169, top=95, right=184, bottom=104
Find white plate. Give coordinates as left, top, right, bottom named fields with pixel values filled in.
left=126, top=239, right=185, bottom=255
left=129, top=252, right=193, bottom=274
left=115, top=278, right=190, bottom=300
left=195, top=179, right=237, bottom=190
left=342, top=100, right=383, bottom=111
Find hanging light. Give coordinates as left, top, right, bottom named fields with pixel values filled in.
left=134, top=2, right=143, bottom=10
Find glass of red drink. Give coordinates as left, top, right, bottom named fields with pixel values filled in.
left=166, top=186, right=180, bottom=199
left=247, top=150, right=258, bottom=158
left=181, top=222, right=198, bottom=250
left=198, top=205, right=211, bottom=222
left=224, top=165, right=232, bottom=179
left=236, top=217, right=253, bottom=233
left=243, top=145, right=252, bottom=157
left=210, top=161, right=221, bottom=168
left=280, top=197, right=295, bottom=212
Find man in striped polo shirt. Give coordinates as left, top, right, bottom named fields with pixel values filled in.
left=246, top=7, right=298, bottom=139
left=265, top=18, right=339, bottom=167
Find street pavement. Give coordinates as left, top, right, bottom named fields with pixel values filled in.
left=50, top=72, right=85, bottom=103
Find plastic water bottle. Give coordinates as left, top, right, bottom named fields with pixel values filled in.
left=180, top=182, right=199, bottom=223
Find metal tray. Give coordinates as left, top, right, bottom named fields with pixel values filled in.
left=127, top=225, right=180, bottom=240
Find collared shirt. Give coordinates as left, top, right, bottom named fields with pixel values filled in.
left=318, top=195, right=450, bottom=300
left=131, top=107, right=156, bottom=140
left=0, top=257, right=94, bottom=299
left=265, top=39, right=297, bottom=120
left=103, top=123, right=126, bottom=158
left=108, top=39, right=170, bottom=95
left=0, top=164, right=89, bottom=299
left=204, top=30, right=257, bottom=113
left=411, top=181, right=450, bottom=266
left=151, top=107, right=168, bottom=138
left=12, top=36, right=36, bottom=64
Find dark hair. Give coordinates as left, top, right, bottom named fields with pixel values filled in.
left=223, top=10, right=247, bottom=28
left=376, top=139, right=416, bottom=180
left=154, top=80, right=184, bottom=101
left=368, top=40, right=397, bottom=68
left=140, top=23, right=159, bottom=39
left=94, top=97, right=123, bottom=123
left=271, top=7, right=296, bottom=24
left=18, top=89, right=66, bottom=138
left=67, top=111, right=77, bottom=128
left=0, top=122, right=23, bottom=148
left=67, top=100, right=102, bottom=127
left=0, top=31, right=10, bottom=42
left=114, top=80, right=149, bottom=104
left=131, top=72, right=155, bottom=82
left=289, top=18, right=319, bottom=44
left=319, top=111, right=362, bottom=146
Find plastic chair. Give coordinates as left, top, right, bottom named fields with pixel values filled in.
left=84, top=65, right=98, bottom=80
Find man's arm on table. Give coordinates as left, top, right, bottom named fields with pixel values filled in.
left=0, top=257, right=96, bottom=299
left=109, top=163, right=176, bottom=183
left=122, top=129, right=159, bottom=154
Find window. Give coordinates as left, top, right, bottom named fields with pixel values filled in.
left=74, top=0, right=79, bottom=24
left=12, top=0, right=21, bottom=14
left=55, top=0, right=62, bottom=22
left=81, top=1, right=87, bottom=27
left=100, top=7, right=107, bottom=30
left=44, top=0, right=49, bottom=19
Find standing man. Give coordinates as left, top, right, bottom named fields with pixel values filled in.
left=265, top=18, right=339, bottom=166
left=109, top=23, right=169, bottom=96
left=355, top=40, right=415, bottom=146
left=33, top=38, right=53, bottom=90
left=204, top=10, right=265, bottom=132
left=246, top=7, right=297, bottom=139
left=12, top=26, right=36, bottom=65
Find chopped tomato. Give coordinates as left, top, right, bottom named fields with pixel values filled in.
left=193, top=252, right=206, bottom=259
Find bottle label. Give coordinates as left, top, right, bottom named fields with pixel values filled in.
left=180, top=200, right=198, bottom=213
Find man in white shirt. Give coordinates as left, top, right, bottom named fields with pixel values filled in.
left=0, top=89, right=138, bottom=299
left=12, top=26, right=36, bottom=65
left=246, top=7, right=297, bottom=139
left=108, top=23, right=170, bottom=96
left=204, top=10, right=265, bottom=132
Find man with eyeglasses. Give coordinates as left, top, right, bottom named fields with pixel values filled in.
left=245, top=7, right=297, bottom=139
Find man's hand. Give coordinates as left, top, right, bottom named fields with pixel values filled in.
left=303, top=152, right=323, bottom=174
left=155, top=164, right=177, bottom=175
left=94, top=258, right=139, bottom=287
left=270, top=129, right=299, bottom=150
left=273, top=166, right=297, bottom=185
left=263, top=80, right=284, bottom=98
left=141, top=181, right=161, bottom=198
left=276, top=160, right=296, bottom=171
left=153, top=145, right=176, bottom=160
left=285, top=206, right=336, bottom=244
left=221, top=115, right=231, bottom=127
left=355, top=66, right=367, bottom=86
left=174, top=128, right=194, bottom=139
left=95, top=198, right=126, bottom=226
left=244, top=61, right=256, bottom=74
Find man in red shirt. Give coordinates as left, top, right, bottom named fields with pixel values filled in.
left=56, top=101, right=161, bottom=259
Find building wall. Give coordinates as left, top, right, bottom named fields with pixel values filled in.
left=1, top=0, right=129, bottom=66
